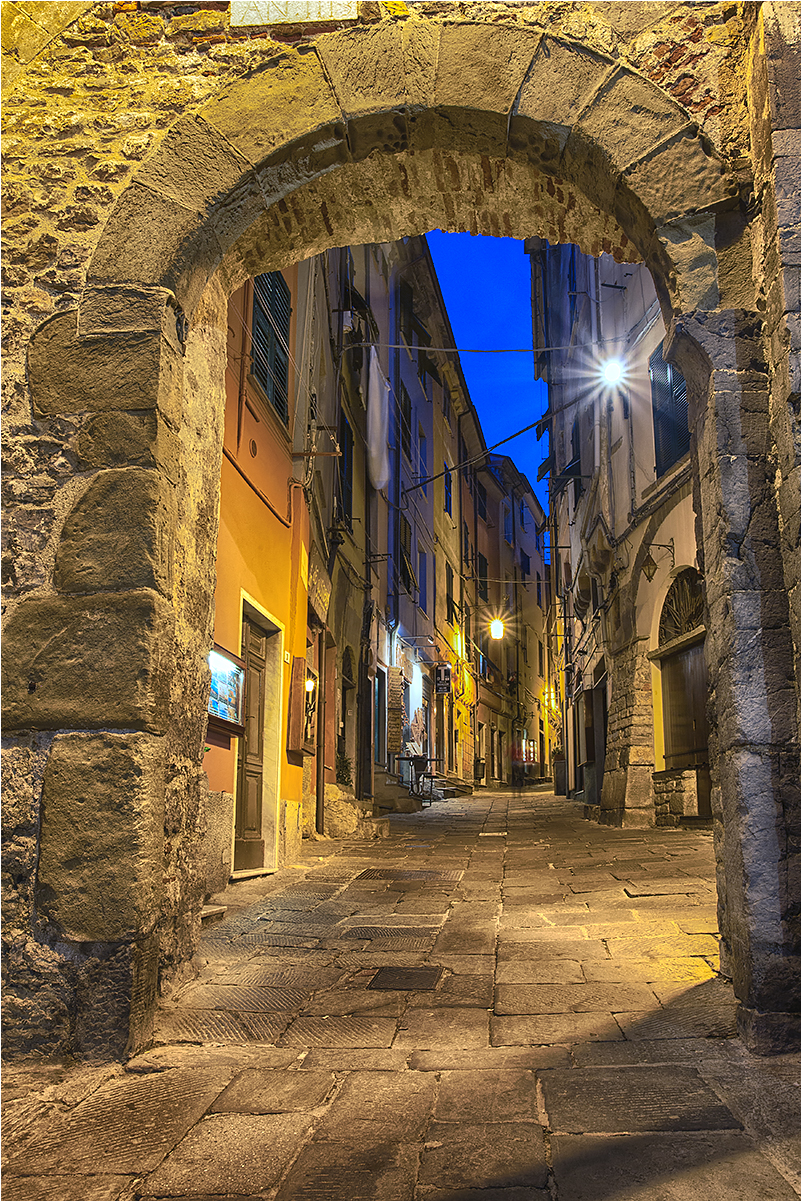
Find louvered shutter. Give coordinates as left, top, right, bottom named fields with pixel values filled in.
left=252, top=272, right=291, bottom=424
left=650, top=345, right=690, bottom=478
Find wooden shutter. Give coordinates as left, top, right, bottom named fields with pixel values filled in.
left=252, top=271, right=291, bottom=424
left=650, top=345, right=690, bottom=478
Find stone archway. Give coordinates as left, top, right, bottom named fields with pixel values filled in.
left=2, top=4, right=798, bottom=1057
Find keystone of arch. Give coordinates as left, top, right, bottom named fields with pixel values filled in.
left=85, top=20, right=741, bottom=319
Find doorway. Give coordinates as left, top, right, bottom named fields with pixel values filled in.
left=235, top=605, right=282, bottom=872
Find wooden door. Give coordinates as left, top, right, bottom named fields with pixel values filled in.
left=235, top=617, right=267, bottom=870
left=662, top=640, right=709, bottom=771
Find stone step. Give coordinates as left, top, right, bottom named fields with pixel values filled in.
left=201, top=904, right=227, bottom=926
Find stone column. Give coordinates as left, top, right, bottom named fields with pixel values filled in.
left=599, top=638, right=656, bottom=827
left=669, top=309, right=799, bottom=1053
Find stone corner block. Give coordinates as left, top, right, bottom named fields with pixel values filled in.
left=54, top=467, right=176, bottom=597
left=2, top=590, right=174, bottom=734
left=36, top=732, right=166, bottom=944
left=28, top=309, right=183, bottom=422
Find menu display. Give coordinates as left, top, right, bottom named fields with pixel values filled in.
left=208, top=647, right=245, bottom=730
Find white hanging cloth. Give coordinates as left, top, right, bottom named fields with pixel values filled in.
left=367, top=345, right=390, bottom=492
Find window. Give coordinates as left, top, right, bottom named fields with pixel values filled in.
left=374, top=668, right=386, bottom=766
left=538, top=640, right=544, bottom=677
left=478, top=552, right=488, bottom=602
left=570, top=418, right=582, bottom=505
left=251, top=271, right=291, bottom=424
left=519, top=499, right=527, bottom=528
left=399, top=280, right=414, bottom=345
left=650, top=345, right=690, bottom=478
left=418, top=428, right=427, bottom=493
left=418, top=550, right=428, bottom=613
left=536, top=571, right=542, bottom=609
left=444, top=464, right=452, bottom=515
left=442, top=387, right=453, bottom=425
left=476, top=481, right=487, bottom=521
left=503, top=504, right=513, bottom=544
left=463, top=520, right=471, bottom=564
left=338, top=409, right=354, bottom=526
left=399, top=515, right=416, bottom=593
left=520, top=550, right=531, bottom=577
left=445, top=561, right=456, bottom=626
left=399, top=382, right=412, bottom=461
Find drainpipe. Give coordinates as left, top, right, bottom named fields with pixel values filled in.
left=316, top=627, right=326, bottom=834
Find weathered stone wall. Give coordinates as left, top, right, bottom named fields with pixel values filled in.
left=599, top=640, right=655, bottom=826
left=653, top=768, right=699, bottom=826
left=1, top=0, right=798, bottom=1057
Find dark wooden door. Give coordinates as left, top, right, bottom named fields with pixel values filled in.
left=235, top=617, right=267, bottom=870
left=662, top=640, right=709, bottom=771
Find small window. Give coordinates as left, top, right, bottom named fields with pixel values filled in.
left=538, top=640, right=544, bottom=677
left=338, top=409, right=354, bottom=527
left=520, top=550, right=531, bottom=577
left=519, top=499, right=527, bottom=528
left=503, top=504, right=513, bottom=545
left=650, top=345, right=690, bottom=478
left=463, top=521, right=471, bottom=564
left=444, top=464, right=452, bottom=516
left=445, top=561, right=456, bottom=626
left=399, top=515, right=416, bottom=593
left=536, top=571, right=542, bottom=609
left=418, top=550, right=428, bottom=614
left=478, top=552, right=488, bottom=602
left=399, top=383, right=412, bottom=462
left=251, top=271, right=291, bottom=424
left=418, top=428, right=427, bottom=494
left=477, top=481, right=487, bottom=522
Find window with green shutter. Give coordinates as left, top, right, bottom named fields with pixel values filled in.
left=252, top=272, right=291, bottom=425
left=650, top=345, right=690, bottom=478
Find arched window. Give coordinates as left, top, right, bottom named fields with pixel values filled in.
left=658, top=569, right=708, bottom=772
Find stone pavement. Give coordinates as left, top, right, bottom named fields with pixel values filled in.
left=3, top=791, right=799, bottom=1201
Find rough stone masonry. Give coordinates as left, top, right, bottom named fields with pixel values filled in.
left=1, top=1, right=799, bottom=1059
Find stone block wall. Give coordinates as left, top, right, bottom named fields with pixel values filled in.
left=600, top=640, right=655, bottom=826
left=653, top=768, right=699, bottom=826
left=201, top=787, right=234, bottom=900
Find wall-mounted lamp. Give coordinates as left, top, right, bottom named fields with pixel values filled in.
left=641, top=538, right=675, bottom=581
left=490, top=618, right=505, bottom=640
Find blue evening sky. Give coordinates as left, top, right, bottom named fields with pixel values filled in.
left=426, top=230, right=550, bottom=516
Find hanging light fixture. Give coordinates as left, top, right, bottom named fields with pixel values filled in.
left=490, top=618, right=505, bottom=640
left=642, top=551, right=658, bottom=582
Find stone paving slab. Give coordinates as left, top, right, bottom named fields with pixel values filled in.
left=279, top=1015, right=398, bottom=1047
left=275, top=1139, right=420, bottom=1200
left=140, top=1112, right=314, bottom=1199
left=299, top=1048, right=411, bottom=1070
left=570, top=1038, right=736, bottom=1066
left=549, top=1132, right=797, bottom=1200
left=434, top=1069, right=538, bottom=1121
left=540, top=1066, right=742, bottom=1132
left=312, top=1069, right=437, bottom=1141
left=495, top=959, right=585, bottom=984
left=394, top=1006, right=491, bottom=1049
left=497, top=939, right=611, bottom=960
left=580, top=956, right=717, bottom=982
left=494, top=983, right=658, bottom=1015
left=300, top=987, right=409, bottom=1017
left=492, top=1012, right=625, bottom=1045
left=0, top=1175, right=135, bottom=1201
left=3, top=1069, right=232, bottom=1175
left=616, top=1005, right=738, bottom=1040
left=154, top=1009, right=292, bottom=1045
left=209, top=1068, right=336, bottom=1113
left=418, top=1122, right=548, bottom=1194
left=409, top=1046, right=571, bottom=1071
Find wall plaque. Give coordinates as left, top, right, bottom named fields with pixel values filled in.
left=231, top=1, right=358, bottom=26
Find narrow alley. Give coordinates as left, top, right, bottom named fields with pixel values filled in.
left=3, top=790, right=798, bottom=1202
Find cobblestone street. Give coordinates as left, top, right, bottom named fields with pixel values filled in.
left=3, top=791, right=799, bottom=1201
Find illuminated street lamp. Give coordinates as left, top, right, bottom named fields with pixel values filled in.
left=601, top=358, right=624, bottom=387
left=489, top=618, right=505, bottom=640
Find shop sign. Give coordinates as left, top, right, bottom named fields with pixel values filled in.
left=435, top=664, right=451, bottom=695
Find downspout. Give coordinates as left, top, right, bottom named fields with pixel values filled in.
left=316, top=627, right=326, bottom=833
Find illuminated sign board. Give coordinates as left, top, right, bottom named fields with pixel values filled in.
left=207, top=646, right=246, bottom=735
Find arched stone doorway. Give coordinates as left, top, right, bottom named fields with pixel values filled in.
left=2, top=4, right=798, bottom=1057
